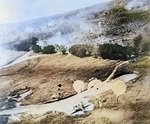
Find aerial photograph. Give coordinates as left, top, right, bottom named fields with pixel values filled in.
left=0, top=0, right=150, bottom=123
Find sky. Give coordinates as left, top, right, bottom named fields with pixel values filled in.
left=0, top=0, right=111, bottom=24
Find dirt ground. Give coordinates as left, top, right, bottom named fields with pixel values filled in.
left=0, top=54, right=130, bottom=105
left=88, top=57, right=150, bottom=124
left=13, top=66, right=150, bottom=124
left=1, top=54, right=150, bottom=124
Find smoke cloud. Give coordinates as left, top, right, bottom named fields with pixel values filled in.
left=0, top=46, right=25, bottom=68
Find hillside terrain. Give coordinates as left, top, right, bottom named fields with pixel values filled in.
left=0, top=54, right=149, bottom=124
left=0, top=0, right=150, bottom=124
left=0, top=53, right=131, bottom=105
left=0, top=0, right=150, bottom=67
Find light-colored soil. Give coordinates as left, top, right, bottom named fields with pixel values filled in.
left=0, top=53, right=130, bottom=105
left=2, top=53, right=150, bottom=124
left=89, top=57, right=150, bottom=124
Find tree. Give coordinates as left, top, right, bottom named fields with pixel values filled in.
left=98, top=43, right=135, bottom=60
left=42, top=45, right=56, bottom=54
left=32, top=45, right=42, bottom=53
left=60, top=45, right=67, bottom=54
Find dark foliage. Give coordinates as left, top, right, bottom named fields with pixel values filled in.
left=32, top=45, right=42, bottom=53
left=98, top=43, right=135, bottom=60
left=60, top=45, right=67, bottom=54
left=107, top=5, right=149, bottom=26
left=42, top=45, right=56, bottom=54
left=110, top=5, right=129, bottom=25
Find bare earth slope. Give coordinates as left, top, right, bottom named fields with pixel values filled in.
left=0, top=53, right=131, bottom=105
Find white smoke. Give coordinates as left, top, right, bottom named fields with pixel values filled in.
left=126, top=0, right=137, bottom=9
left=0, top=1, right=111, bottom=68
left=37, top=32, right=70, bottom=48
left=0, top=46, right=25, bottom=67
left=126, top=0, right=145, bottom=9
left=0, top=47, right=8, bottom=67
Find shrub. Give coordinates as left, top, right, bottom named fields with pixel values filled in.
left=128, top=10, right=150, bottom=23
left=32, top=45, right=42, bottom=53
left=110, top=5, right=129, bottom=25
left=76, top=48, right=87, bottom=58
left=69, top=44, right=87, bottom=58
left=105, top=5, right=149, bottom=26
left=98, top=43, right=135, bottom=60
left=60, top=45, right=67, bottom=54
left=42, top=45, right=56, bottom=54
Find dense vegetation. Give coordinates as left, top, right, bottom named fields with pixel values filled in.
left=42, top=45, right=56, bottom=54
left=33, top=45, right=56, bottom=54
left=109, top=5, right=129, bottom=25
left=32, top=45, right=42, bottom=53
left=32, top=44, right=67, bottom=54
left=98, top=43, right=136, bottom=60
left=107, top=5, right=150, bottom=26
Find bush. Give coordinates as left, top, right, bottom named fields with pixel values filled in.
left=110, top=5, right=129, bottom=25
left=128, top=10, right=150, bottom=23
left=42, top=45, right=56, bottom=54
left=98, top=43, right=135, bottom=60
left=76, top=47, right=87, bottom=57
left=69, top=44, right=87, bottom=58
left=32, top=45, right=42, bottom=53
left=60, top=45, right=67, bottom=54
left=106, top=5, right=149, bottom=26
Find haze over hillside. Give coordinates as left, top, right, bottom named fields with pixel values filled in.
left=1, top=1, right=150, bottom=123
left=0, top=0, right=150, bottom=67
left=0, top=2, right=110, bottom=44
left=0, top=0, right=149, bottom=45
left=0, top=1, right=110, bottom=67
